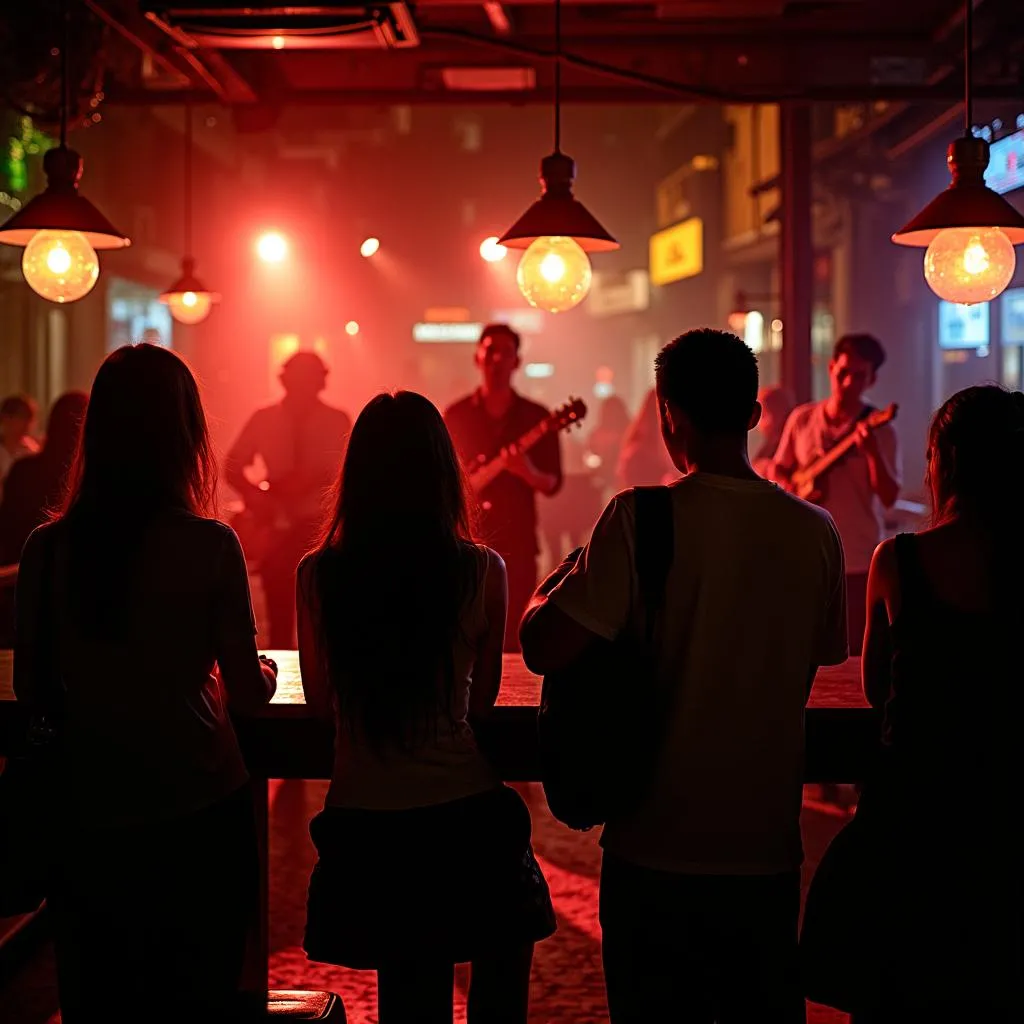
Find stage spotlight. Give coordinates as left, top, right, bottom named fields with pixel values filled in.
left=360, top=237, right=380, bottom=258
left=480, top=236, right=508, bottom=263
left=256, top=231, right=288, bottom=263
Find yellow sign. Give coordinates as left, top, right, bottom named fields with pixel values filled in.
left=649, top=217, right=703, bottom=287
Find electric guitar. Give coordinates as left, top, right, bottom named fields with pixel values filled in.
left=790, top=403, right=898, bottom=502
left=469, top=397, right=587, bottom=493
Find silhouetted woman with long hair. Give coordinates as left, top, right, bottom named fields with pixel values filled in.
left=803, top=385, right=1023, bottom=1020
left=299, top=391, right=555, bottom=1024
left=13, top=344, right=277, bottom=1021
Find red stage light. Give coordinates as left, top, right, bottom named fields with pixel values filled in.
left=256, top=232, right=288, bottom=263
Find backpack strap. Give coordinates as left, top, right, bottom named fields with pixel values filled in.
left=633, top=485, right=674, bottom=644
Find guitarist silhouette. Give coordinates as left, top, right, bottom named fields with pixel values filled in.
left=226, top=352, right=351, bottom=647
left=445, top=324, right=563, bottom=651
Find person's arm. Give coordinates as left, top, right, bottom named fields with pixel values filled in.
left=520, top=496, right=634, bottom=675
left=296, top=556, right=334, bottom=722
left=862, top=538, right=897, bottom=709
left=12, top=526, right=48, bottom=707
left=856, top=421, right=901, bottom=509
left=812, top=519, right=850, bottom=693
left=224, top=414, right=266, bottom=506
left=766, top=410, right=800, bottom=489
left=504, top=415, right=562, bottom=496
left=214, top=528, right=277, bottom=713
left=469, top=549, right=508, bottom=715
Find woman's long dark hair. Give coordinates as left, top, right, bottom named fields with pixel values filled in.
left=310, top=391, right=477, bottom=750
left=60, top=344, right=216, bottom=628
left=927, top=384, right=1024, bottom=607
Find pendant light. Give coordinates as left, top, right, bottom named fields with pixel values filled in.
left=160, top=108, right=219, bottom=325
left=892, top=0, right=1024, bottom=304
left=0, top=0, right=130, bottom=303
left=498, top=0, right=618, bottom=313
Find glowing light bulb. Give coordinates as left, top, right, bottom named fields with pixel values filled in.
left=480, top=236, right=508, bottom=263
left=360, top=237, right=380, bottom=258
left=923, top=227, right=1016, bottom=305
left=165, top=289, right=214, bottom=325
left=516, top=236, right=592, bottom=313
left=256, top=231, right=288, bottom=263
left=22, top=230, right=99, bottom=303
left=345, top=320, right=360, bottom=336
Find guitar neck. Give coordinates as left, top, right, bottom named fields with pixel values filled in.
left=793, top=430, right=861, bottom=487
left=470, top=419, right=551, bottom=491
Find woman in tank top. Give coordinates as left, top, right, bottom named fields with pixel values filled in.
left=802, top=384, right=1023, bottom=1020
left=298, top=391, right=554, bottom=1024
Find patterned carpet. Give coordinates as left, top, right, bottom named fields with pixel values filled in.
left=0, top=781, right=854, bottom=1023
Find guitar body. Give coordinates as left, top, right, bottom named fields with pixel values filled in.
left=790, top=403, right=898, bottom=507
left=468, top=397, right=587, bottom=494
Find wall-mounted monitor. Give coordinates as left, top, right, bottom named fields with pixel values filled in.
left=938, top=300, right=989, bottom=349
left=985, top=128, right=1024, bottom=195
left=1001, top=287, right=1024, bottom=344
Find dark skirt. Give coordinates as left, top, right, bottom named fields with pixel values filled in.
left=304, top=785, right=556, bottom=969
left=802, top=790, right=1020, bottom=1014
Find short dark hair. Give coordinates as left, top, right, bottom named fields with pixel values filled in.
left=479, top=323, right=521, bottom=353
left=833, top=333, right=886, bottom=372
left=0, top=394, right=36, bottom=420
left=655, top=329, right=759, bottom=435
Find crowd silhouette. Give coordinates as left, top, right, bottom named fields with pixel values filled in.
left=2, top=334, right=1021, bottom=1023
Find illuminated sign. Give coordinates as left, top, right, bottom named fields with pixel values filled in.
left=413, top=322, right=483, bottom=343
left=649, top=217, right=703, bottom=287
left=985, top=128, right=1024, bottom=195
left=524, top=363, right=555, bottom=378
left=938, top=301, right=989, bottom=349
left=588, top=270, right=650, bottom=317
left=423, top=307, right=471, bottom=322
left=489, top=308, right=545, bottom=335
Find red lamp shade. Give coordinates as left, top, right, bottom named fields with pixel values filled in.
left=159, top=257, right=220, bottom=325
left=499, top=152, right=619, bottom=253
left=0, top=147, right=130, bottom=249
left=892, top=136, right=1024, bottom=247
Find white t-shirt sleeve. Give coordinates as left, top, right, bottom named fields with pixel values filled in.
left=548, top=495, right=635, bottom=641
left=818, top=517, right=849, bottom=666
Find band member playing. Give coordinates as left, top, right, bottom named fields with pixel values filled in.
left=445, top=324, right=563, bottom=651
left=770, top=334, right=901, bottom=652
left=226, top=351, right=351, bottom=648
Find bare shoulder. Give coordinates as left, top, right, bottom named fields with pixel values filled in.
left=477, top=545, right=507, bottom=578
left=869, top=536, right=900, bottom=586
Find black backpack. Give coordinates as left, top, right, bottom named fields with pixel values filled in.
left=537, top=486, right=674, bottom=831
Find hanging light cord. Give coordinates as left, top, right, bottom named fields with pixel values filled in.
left=60, top=0, right=70, bottom=149
left=184, top=107, right=193, bottom=259
left=553, top=0, right=561, bottom=153
left=964, top=0, right=974, bottom=134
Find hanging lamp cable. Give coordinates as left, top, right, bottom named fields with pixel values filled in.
left=184, top=106, right=193, bottom=259
left=553, top=0, right=562, bottom=153
left=963, top=0, right=974, bottom=134
left=60, top=0, right=69, bottom=149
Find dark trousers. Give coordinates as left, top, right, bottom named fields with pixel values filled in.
left=846, top=571, right=869, bottom=656
left=261, top=519, right=319, bottom=648
left=600, top=855, right=804, bottom=1024
left=500, top=550, right=538, bottom=653
left=49, top=785, right=259, bottom=1023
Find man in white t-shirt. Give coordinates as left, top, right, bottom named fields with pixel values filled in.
left=770, top=333, right=901, bottom=652
left=520, top=328, right=847, bottom=1023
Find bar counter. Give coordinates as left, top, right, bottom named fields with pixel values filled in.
left=0, top=651, right=877, bottom=780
